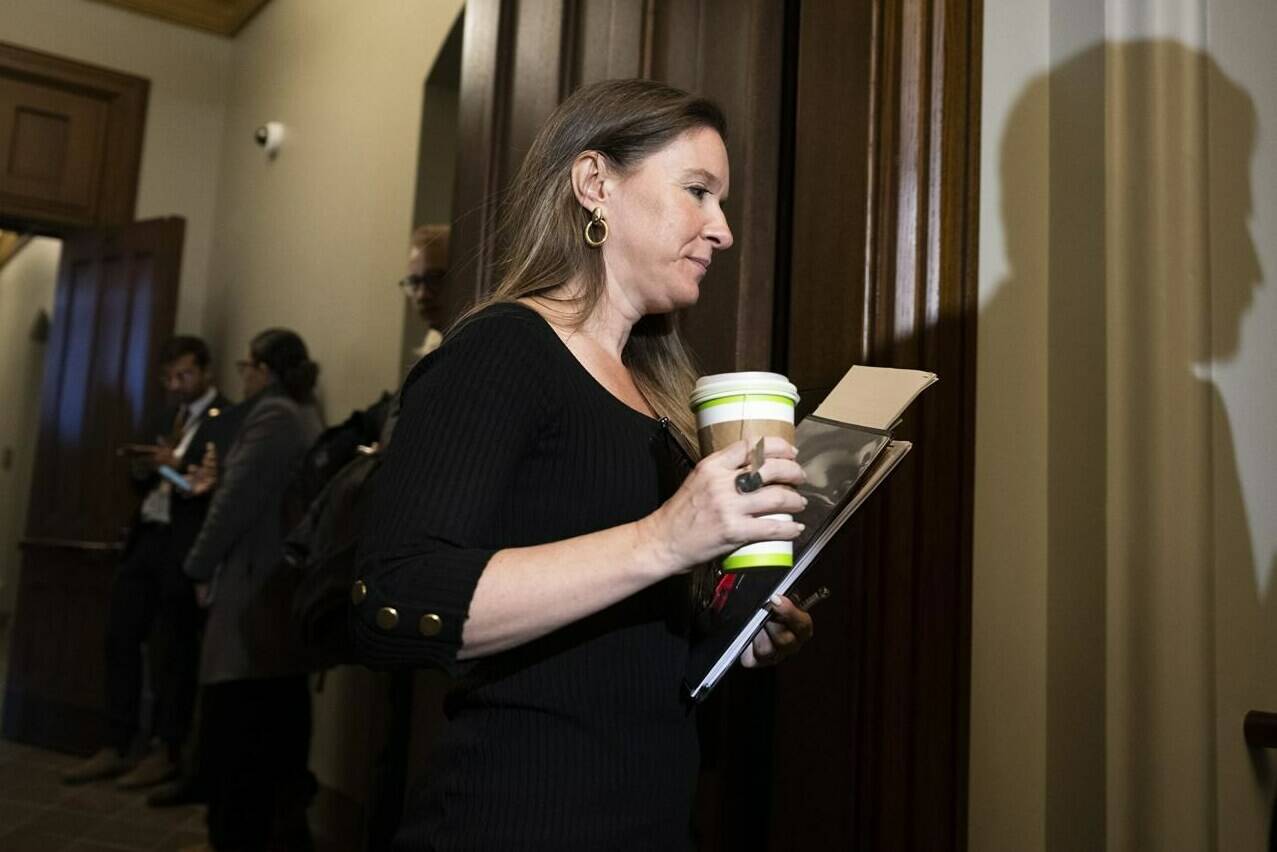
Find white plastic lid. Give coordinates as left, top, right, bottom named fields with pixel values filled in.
left=689, top=371, right=800, bottom=408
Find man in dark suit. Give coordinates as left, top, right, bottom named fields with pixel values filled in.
left=63, top=336, right=241, bottom=789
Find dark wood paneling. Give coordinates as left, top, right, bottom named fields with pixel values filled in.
left=770, top=1, right=981, bottom=850
left=504, top=0, right=569, bottom=179
left=565, top=0, right=648, bottom=85
left=2, top=546, right=118, bottom=755
left=446, top=0, right=512, bottom=312
left=766, top=3, right=879, bottom=843
left=784, top=0, right=876, bottom=394
left=648, top=0, right=785, bottom=376
left=25, top=220, right=184, bottom=544
left=3, top=217, right=184, bottom=752
left=0, top=42, right=148, bottom=232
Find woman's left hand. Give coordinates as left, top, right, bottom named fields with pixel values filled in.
left=739, top=593, right=814, bottom=668
left=194, top=582, right=213, bottom=608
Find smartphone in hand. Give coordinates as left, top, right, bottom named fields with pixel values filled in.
left=157, top=464, right=193, bottom=493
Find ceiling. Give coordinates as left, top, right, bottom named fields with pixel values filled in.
left=87, top=0, right=273, bottom=37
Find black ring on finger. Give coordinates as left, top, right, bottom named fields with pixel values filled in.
left=734, top=470, right=763, bottom=494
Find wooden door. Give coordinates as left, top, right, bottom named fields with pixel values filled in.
left=3, top=217, right=184, bottom=753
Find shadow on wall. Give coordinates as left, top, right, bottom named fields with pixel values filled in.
left=986, top=39, right=1270, bottom=849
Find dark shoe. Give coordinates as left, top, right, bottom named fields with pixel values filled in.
left=146, top=773, right=206, bottom=807
left=62, top=747, right=131, bottom=784
left=115, top=746, right=178, bottom=789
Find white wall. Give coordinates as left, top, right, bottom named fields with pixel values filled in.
left=970, top=2, right=1051, bottom=848
left=1, top=0, right=234, bottom=335
left=0, top=239, right=59, bottom=615
left=1204, top=4, right=1277, bottom=847
left=972, top=1, right=1277, bottom=850
left=203, top=0, right=465, bottom=419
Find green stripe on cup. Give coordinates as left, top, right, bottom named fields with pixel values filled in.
left=694, top=393, right=796, bottom=411
left=721, top=552, right=795, bottom=572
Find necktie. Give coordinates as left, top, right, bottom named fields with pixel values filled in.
left=169, top=406, right=189, bottom=445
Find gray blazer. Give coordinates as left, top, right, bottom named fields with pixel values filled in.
left=184, top=389, right=323, bottom=683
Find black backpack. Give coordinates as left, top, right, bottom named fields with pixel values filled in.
left=284, top=393, right=395, bottom=669
left=288, top=392, right=393, bottom=512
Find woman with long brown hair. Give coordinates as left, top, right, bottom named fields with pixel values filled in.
left=354, top=79, right=813, bottom=850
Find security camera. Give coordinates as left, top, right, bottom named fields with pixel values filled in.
left=254, top=121, right=285, bottom=156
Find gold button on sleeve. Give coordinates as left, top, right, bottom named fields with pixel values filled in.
left=418, top=613, right=443, bottom=637
left=350, top=580, right=368, bottom=605
left=375, top=607, right=399, bottom=630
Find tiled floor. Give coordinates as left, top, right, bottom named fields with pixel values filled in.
left=0, top=621, right=345, bottom=852
left=0, top=738, right=207, bottom=851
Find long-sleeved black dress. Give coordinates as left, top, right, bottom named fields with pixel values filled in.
left=352, top=302, right=700, bottom=851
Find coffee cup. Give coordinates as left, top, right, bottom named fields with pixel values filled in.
left=690, top=372, right=800, bottom=571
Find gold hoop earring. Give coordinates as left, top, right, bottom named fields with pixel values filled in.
left=584, top=207, right=609, bottom=247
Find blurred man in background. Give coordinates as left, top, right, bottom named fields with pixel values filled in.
left=63, top=337, right=238, bottom=791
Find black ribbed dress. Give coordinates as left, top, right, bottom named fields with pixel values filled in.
left=352, top=302, right=700, bottom=851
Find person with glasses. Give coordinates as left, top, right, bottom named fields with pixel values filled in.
left=401, top=224, right=451, bottom=360
left=64, top=336, right=238, bottom=793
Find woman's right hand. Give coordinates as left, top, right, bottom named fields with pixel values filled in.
left=641, top=436, right=807, bottom=572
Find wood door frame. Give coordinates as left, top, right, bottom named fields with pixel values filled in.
left=769, top=2, right=982, bottom=849
left=862, top=1, right=981, bottom=846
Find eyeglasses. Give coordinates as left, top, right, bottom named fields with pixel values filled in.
left=398, top=271, right=446, bottom=294
left=235, top=359, right=261, bottom=374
